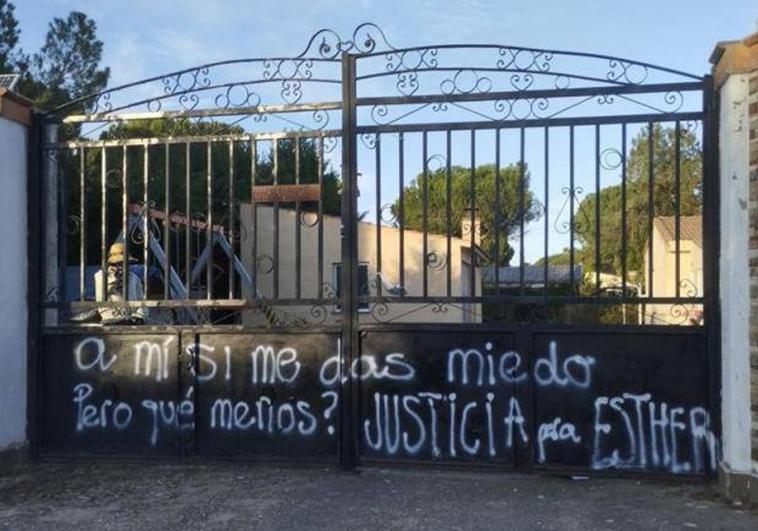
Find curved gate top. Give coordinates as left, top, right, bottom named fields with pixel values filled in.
left=34, top=24, right=718, bottom=477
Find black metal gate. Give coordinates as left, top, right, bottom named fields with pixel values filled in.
left=31, top=24, right=719, bottom=476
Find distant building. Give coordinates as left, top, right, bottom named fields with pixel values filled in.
left=239, top=204, right=484, bottom=324
left=642, top=215, right=703, bottom=325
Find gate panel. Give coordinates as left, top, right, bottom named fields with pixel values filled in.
left=360, top=330, right=519, bottom=464
left=358, top=327, right=716, bottom=475
left=40, top=331, right=183, bottom=455
left=529, top=328, right=714, bottom=474
left=33, top=24, right=718, bottom=476
left=192, top=332, right=339, bottom=460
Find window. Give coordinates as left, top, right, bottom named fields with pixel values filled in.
left=333, top=263, right=370, bottom=312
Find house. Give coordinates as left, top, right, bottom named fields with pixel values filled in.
left=642, top=215, right=703, bottom=325
left=239, top=204, right=483, bottom=325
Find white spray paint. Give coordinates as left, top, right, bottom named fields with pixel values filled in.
left=534, top=341, right=595, bottom=389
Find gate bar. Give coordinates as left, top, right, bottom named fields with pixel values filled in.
left=355, top=81, right=704, bottom=107
left=340, top=52, right=359, bottom=469
left=647, top=121, right=655, bottom=299
left=355, top=112, right=703, bottom=134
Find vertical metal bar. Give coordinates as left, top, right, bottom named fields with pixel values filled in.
left=494, top=129, right=501, bottom=296
left=272, top=140, right=279, bottom=299
left=422, top=131, right=428, bottom=298
left=100, top=146, right=107, bottom=301
left=122, top=146, right=128, bottom=301
left=675, top=121, right=681, bottom=298
left=185, top=142, right=191, bottom=298
left=295, top=137, right=302, bottom=299
left=621, top=124, right=627, bottom=297
left=647, top=122, right=655, bottom=298
left=251, top=139, right=258, bottom=297
left=470, top=129, right=476, bottom=298
left=206, top=141, right=213, bottom=300
left=58, top=147, right=68, bottom=309
left=164, top=143, right=170, bottom=300
left=701, top=75, right=721, bottom=476
left=317, top=138, right=324, bottom=298
left=595, top=124, right=601, bottom=295
left=399, top=132, right=405, bottom=293
left=143, top=145, right=149, bottom=300
left=79, top=148, right=85, bottom=301
left=42, top=125, right=60, bottom=325
left=27, top=114, right=43, bottom=454
left=569, top=126, right=575, bottom=293
left=544, top=127, right=550, bottom=297
left=375, top=134, right=382, bottom=297
left=339, top=52, right=359, bottom=469
left=445, top=130, right=452, bottom=297
left=519, top=128, right=525, bottom=295
left=229, top=140, right=235, bottom=299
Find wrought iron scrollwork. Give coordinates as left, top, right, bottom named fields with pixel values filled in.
left=255, top=254, right=276, bottom=275
left=44, top=286, right=60, bottom=304
left=440, top=69, right=492, bottom=95
left=66, top=215, right=81, bottom=236
left=370, top=301, right=390, bottom=322
left=379, top=204, right=398, bottom=225
left=385, top=47, right=438, bottom=72
left=298, top=22, right=396, bottom=59
left=431, top=302, right=450, bottom=315
left=45, top=21, right=705, bottom=124
left=600, top=148, right=624, bottom=171
left=425, top=251, right=448, bottom=271
left=554, top=186, right=590, bottom=237
left=214, top=84, right=262, bottom=109
left=492, top=97, right=551, bottom=120
left=91, top=92, right=113, bottom=114
left=497, top=47, right=553, bottom=73
left=607, top=59, right=648, bottom=85
left=322, top=136, right=339, bottom=154
left=299, top=210, right=321, bottom=228
left=162, top=67, right=212, bottom=96
left=360, top=132, right=378, bottom=149
left=321, top=282, right=338, bottom=299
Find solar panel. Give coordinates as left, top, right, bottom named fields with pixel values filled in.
left=0, top=74, right=20, bottom=91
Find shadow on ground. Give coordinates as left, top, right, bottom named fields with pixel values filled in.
left=0, top=461, right=756, bottom=530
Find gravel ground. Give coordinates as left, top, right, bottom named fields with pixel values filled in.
left=0, top=460, right=756, bottom=530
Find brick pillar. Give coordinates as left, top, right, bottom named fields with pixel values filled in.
left=711, top=31, right=758, bottom=506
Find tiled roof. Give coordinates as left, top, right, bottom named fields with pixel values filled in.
left=653, top=215, right=702, bottom=248
left=0, top=74, right=20, bottom=91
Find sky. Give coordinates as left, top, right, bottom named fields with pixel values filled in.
left=12, top=0, right=758, bottom=266
left=13, top=0, right=757, bottom=88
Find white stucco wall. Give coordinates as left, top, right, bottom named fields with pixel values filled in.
left=0, top=115, right=28, bottom=452
left=719, top=73, right=752, bottom=473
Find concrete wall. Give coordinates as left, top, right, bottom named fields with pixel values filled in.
left=0, top=111, right=28, bottom=453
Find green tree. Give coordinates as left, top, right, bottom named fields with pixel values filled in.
left=534, top=248, right=572, bottom=267
left=394, top=163, right=541, bottom=265
left=575, top=124, right=702, bottom=277
left=0, top=0, right=21, bottom=73
left=18, top=11, right=109, bottom=111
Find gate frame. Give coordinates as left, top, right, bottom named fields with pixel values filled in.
left=26, top=24, right=721, bottom=473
